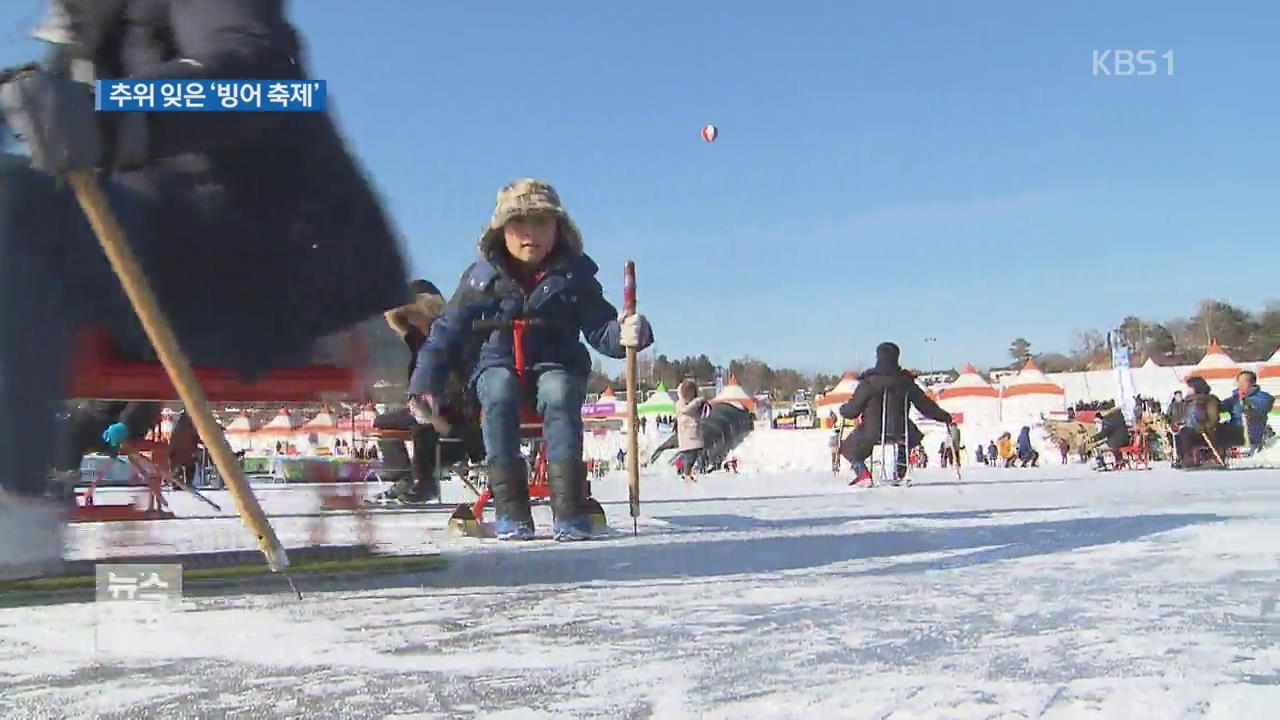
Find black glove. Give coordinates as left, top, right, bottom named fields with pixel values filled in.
left=0, top=70, right=146, bottom=175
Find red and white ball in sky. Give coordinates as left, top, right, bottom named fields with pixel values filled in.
left=701, top=125, right=719, bottom=143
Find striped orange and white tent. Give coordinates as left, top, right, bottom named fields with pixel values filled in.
left=1001, top=359, right=1065, bottom=421
left=259, top=408, right=305, bottom=438
left=1184, top=343, right=1240, bottom=397
left=938, top=364, right=1000, bottom=424
left=816, top=372, right=857, bottom=410
left=223, top=411, right=259, bottom=453
left=1255, top=347, right=1280, bottom=393
left=712, top=376, right=756, bottom=413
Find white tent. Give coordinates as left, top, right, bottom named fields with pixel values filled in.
left=302, top=406, right=339, bottom=450
left=337, top=405, right=379, bottom=436
left=1000, top=359, right=1065, bottom=421
left=712, top=376, right=756, bottom=413
left=938, top=364, right=1000, bottom=425
left=1258, top=347, right=1280, bottom=393
left=1185, top=343, right=1239, bottom=397
left=223, top=411, right=259, bottom=453
left=599, top=387, right=622, bottom=413
left=259, top=408, right=305, bottom=443
left=816, top=372, right=857, bottom=413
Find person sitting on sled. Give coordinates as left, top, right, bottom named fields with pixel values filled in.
left=1174, top=377, right=1223, bottom=468
left=371, top=279, right=484, bottom=504
left=0, top=0, right=406, bottom=579
left=1217, top=370, right=1274, bottom=456
left=47, top=401, right=170, bottom=500
left=1090, top=406, right=1130, bottom=469
left=837, top=342, right=953, bottom=485
left=1016, top=426, right=1040, bottom=467
left=407, top=179, right=654, bottom=540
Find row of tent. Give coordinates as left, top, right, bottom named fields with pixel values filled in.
left=150, top=377, right=762, bottom=445
left=144, top=406, right=378, bottom=441
left=585, top=379, right=759, bottom=420
left=813, top=343, right=1280, bottom=425
left=220, top=406, right=379, bottom=437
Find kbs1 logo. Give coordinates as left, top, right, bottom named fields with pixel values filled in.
left=1092, top=50, right=1174, bottom=76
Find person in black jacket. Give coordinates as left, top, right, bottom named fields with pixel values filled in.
left=372, top=280, right=485, bottom=503
left=0, top=0, right=406, bottom=579
left=838, top=342, right=953, bottom=482
left=1090, top=406, right=1130, bottom=469
left=371, top=280, right=446, bottom=503
left=49, top=401, right=161, bottom=499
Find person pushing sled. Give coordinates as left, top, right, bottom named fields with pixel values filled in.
left=837, top=342, right=954, bottom=486
left=0, top=0, right=407, bottom=579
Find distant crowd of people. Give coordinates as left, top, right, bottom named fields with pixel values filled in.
left=639, top=416, right=679, bottom=434
left=1086, top=372, right=1275, bottom=469
left=969, top=427, right=1042, bottom=468
left=1068, top=400, right=1117, bottom=418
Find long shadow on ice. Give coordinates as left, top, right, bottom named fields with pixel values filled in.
left=604, top=493, right=837, bottom=507
left=425, top=513, right=1223, bottom=590
left=920, top=477, right=1080, bottom=489
left=653, top=507, right=1076, bottom=533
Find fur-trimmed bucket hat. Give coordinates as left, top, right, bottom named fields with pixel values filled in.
left=385, top=279, right=445, bottom=337
left=477, top=178, right=584, bottom=259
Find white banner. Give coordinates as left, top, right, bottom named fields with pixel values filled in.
left=1112, top=344, right=1138, bottom=424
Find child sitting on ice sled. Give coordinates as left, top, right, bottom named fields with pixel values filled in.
left=407, top=179, right=654, bottom=540
left=837, top=342, right=953, bottom=485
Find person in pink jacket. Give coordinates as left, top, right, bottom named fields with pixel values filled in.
left=675, top=379, right=708, bottom=481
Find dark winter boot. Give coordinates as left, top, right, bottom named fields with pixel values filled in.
left=488, top=463, right=534, bottom=540
left=373, top=437, right=415, bottom=503
left=404, top=426, right=441, bottom=503
left=548, top=460, right=597, bottom=541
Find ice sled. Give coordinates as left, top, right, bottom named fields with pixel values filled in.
left=66, top=327, right=368, bottom=522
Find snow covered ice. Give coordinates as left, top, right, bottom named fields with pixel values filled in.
left=2, top=429, right=1280, bottom=718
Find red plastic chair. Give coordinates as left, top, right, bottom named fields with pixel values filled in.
left=466, top=319, right=550, bottom=521
left=70, top=327, right=364, bottom=402
left=451, top=319, right=604, bottom=534
left=1114, top=424, right=1151, bottom=471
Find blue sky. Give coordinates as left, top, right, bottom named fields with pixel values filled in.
left=3, top=1, right=1278, bottom=375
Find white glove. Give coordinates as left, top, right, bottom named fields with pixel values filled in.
left=619, top=313, right=653, bottom=349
